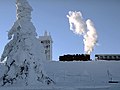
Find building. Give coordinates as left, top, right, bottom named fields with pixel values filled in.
left=95, top=54, right=120, bottom=61
left=39, top=31, right=53, bottom=60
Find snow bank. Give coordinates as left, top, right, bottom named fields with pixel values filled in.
left=44, top=61, right=120, bottom=87
left=0, top=61, right=120, bottom=89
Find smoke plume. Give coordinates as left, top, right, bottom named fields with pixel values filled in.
left=67, top=11, right=98, bottom=54
left=66, top=11, right=86, bottom=35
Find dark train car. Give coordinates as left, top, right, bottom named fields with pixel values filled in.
left=95, top=54, right=120, bottom=61
left=59, top=54, right=90, bottom=61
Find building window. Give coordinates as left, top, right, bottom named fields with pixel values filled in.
left=46, top=45, right=49, bottom=48
left=45, top=50, right=47, bottom=54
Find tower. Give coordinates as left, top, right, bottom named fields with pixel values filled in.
left=39, top=31, right=53, bottom=60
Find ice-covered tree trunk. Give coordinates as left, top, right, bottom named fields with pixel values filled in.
left=0, top=0, right=54, bottom=86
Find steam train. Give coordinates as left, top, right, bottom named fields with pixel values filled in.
left=95, top=54, right=120, bottom=61
left=59, top=54, right=120, bottom=61
left=59, top=54, right=90, bottom=61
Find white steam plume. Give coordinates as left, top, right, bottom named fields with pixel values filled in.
left=84, top=19, right=98, bottom=54
left=67, top=11, right=98, bottom=54
left=66, top=11, right=86, bottom=35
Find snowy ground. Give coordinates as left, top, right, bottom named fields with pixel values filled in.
left=0, top=61, right=120, bottom=90
left=0, top=85, right=120, bottom=90
left=44, top=61, right=120, bottom=90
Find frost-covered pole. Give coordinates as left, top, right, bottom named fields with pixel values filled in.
left=0, top=0, right=54, bottom=86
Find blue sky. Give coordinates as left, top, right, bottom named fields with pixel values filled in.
left=0, top=0, right=120, bottom=60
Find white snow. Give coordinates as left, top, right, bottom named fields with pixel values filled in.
left=44, top=61, right=120, bottom=87
left=0, top=0, right=120, bottom=89
left=0, top=0, right=54, bottom=86
left=0, top=60, right=120, bottom=90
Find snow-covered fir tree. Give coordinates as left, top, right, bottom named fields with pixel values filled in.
left=0, top=0, right=54, bottom=86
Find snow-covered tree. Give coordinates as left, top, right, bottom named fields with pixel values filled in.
left=0, top=0, right=54, bottom=86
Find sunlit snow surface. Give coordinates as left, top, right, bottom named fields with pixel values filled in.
left=0, top=61, right=120, bottom=90
left=0, top=0, right=54, bottom=86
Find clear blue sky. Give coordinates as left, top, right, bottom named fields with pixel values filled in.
left=0, top=0, right=120, bottom=60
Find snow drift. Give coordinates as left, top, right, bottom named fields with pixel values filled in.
left=0, top=61, right=120, bottom=90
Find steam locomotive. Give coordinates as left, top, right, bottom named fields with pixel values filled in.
left=59, top=54, right=90, bottom=61
left=59, top=54, right=120, bottom=61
